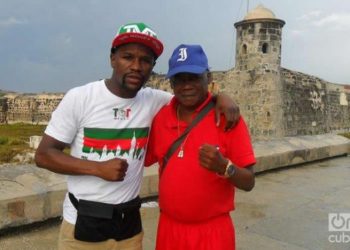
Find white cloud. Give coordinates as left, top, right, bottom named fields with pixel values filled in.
left=295, top=10, right=350, bottom=32
left=289, top=29, right=304, bottom=37
left=297, top=10, right=322, bottom=21
left=312, top=13, right=350, bottom=30
left=0, top=17, right=26, bottom=28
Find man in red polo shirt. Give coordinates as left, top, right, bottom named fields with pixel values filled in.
left=145, top=44, right=256, bottom=250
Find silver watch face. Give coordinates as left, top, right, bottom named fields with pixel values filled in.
left=227, top=165, right=235, bottom=177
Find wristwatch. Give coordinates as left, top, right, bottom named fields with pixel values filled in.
left=224, top=161, right=236, bottom=178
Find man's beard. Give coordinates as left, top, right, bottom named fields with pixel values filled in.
left=121, top=74, right=146, bottom=92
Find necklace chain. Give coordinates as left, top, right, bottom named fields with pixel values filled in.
left=177, top=105, right=190, bottom=158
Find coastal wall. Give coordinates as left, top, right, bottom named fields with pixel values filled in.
left=0, top=93, right=63, bottom=125
left=281, top=68, right=350, bottom=136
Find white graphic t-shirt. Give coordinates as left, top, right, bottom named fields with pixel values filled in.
left=45, top=80, right=171, bottom=224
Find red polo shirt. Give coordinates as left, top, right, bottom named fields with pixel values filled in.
left=145, top=94, right=256, bottom=223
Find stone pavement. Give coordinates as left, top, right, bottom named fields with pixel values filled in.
left=0, top=134, right=349, bottom=249
left=1, top=155, right=350, bottom=249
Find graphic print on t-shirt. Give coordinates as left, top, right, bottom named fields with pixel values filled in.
left=82, top=127, right=149, bottom=160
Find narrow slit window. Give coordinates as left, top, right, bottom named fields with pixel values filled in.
left=242, top=44, right=247, bottom=54
left=262, top=43, right=268, bottom=54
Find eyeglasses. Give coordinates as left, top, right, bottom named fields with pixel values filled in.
left=170, top=73, right=206, bottom=85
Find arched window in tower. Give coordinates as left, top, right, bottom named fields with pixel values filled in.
left=262, top=43, right=268, bottom=54
left=242, top=44, right=247, bottom=54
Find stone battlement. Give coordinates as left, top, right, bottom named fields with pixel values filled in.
left=0, top=93, right=64, bottom=125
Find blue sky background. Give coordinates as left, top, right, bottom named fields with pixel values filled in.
left=1, top=0, right=350, bottom=93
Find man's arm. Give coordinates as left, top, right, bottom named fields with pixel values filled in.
left=35, top=134, right=128, bottom=181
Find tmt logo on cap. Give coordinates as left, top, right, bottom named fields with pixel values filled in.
left=112, top=22, right=163, bottom=57
left=166, top=44, right=209, bottom=79
left=117, top=23, right=157, bottom=38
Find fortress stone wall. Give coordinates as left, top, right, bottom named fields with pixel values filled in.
left=0, top=93, right=64, bottom=124
left=281, top=69, right=350, bottom=136
left=1, top=5, right=349, bottom=141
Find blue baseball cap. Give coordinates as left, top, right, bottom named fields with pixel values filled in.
left=166, top=44, right=209, bottom=79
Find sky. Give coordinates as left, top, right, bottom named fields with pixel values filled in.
left=1, top=0, right=350, bottom=93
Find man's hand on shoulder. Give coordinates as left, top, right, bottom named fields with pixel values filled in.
left=213, top=92, right=240, bottom=131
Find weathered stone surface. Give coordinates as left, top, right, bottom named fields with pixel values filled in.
left=29, top=136, right=42, bottom=149
left=254, top=134, right=350, bottom=172
left=0, top=166, right=67, bottom=229
left=0, top=93, right=64, bottom=124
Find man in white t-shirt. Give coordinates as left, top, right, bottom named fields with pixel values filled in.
left=35, top=22, right=239, bottom=250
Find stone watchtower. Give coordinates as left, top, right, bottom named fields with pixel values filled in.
left=234, top=4, right=285, bottom=72
left=233, top=5, right=286, bottom=139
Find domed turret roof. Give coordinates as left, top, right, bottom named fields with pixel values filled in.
left=244, top=4, right=276, bottom=20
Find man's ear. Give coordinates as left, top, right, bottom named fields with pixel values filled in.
left=110, top=53, right=116, bottom=67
